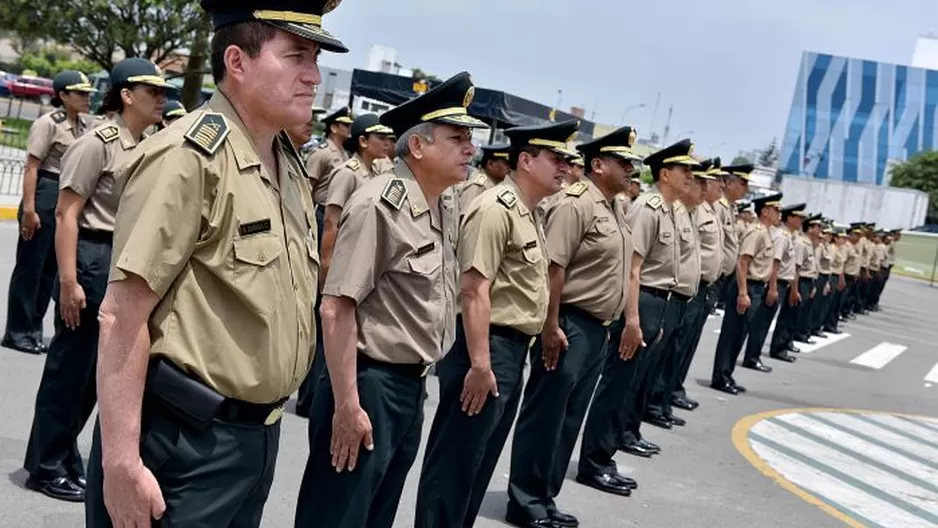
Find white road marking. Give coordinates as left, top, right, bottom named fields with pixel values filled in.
left=814, top=413, right=938, bottom=464
left=925, top=363, right=938, bottom=385
left=792, top=332, right=851, bottom=354
left=850, top=342, right=908, bottom=369
left=860, top=415, right=938, bottom=445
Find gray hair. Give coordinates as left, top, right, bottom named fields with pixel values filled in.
left=395, top=122, right=435, bottom=159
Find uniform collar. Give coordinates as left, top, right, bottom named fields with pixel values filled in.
left=504, top=175, right=532, bottom=216
left=651, top=184, right=672, bottom=212
left=395, top=160, right=443, bottom=232
left=584, top=177, right=611, bottom=205
left=113, top=114, right=138, bottom=149
left=207, top=91, right=262, bottom=172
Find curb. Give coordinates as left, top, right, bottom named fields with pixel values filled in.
left=0, top=206, right=17, bottom=221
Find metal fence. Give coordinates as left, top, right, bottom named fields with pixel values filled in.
left=0, top=96, right=37, bottom=196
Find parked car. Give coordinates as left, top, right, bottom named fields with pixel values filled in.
left=0, top=71, right=18, bottom=97
left=9, top=75, right=56, bottom=105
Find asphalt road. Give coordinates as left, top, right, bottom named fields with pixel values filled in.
left=0, top=218, right=936, bottom=527
left=0, top=97, right=47, bottom=123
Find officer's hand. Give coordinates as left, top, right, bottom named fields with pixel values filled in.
left=766, top=288, right=778, bottom=306
left=330, top=403, right=374, bottom=472
left=838, top=277, right=846, bottom=291
left=620, top=321, right=644, bottom=360
left=736, top=293, right=751, bottom=314
left=20, top=210, right=40, bottom=240
left=810, top=287, right=816, bottom=299
left=541, top=325, right=567, bottom=371
left=60, top=280, right=86, bottom=330
left=103, top=458, right=166, bottom=527
left=461, top=365, right=498, bottom=416
left=823, top=283, right=831, bottom=296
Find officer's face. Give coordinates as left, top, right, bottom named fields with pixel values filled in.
left=682, top=177, right=703, bottom=206
left=61, top=90, right=91, bottom=114
left=123, top=85, right=166, bottom=126
left=661, top=165, right=691, bottom=194
left=486, top=158, right=510, bottom=180
left=705, top=178, right=722, bottom=203
left=359, top=132, right=386, bottom=159
left=418, top=123, right=475, bottom=185
left=628, top=181, right=642, bottom=198
left=570, top=164, right=585, bottom=182
left=382, top=135, right=395, bottom=158
left=594, top=156, right=632, bottom=193
left=521, top=148, right=568, bottom=196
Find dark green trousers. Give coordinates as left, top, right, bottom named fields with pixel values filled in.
left=507, top=306, right=609, bottom=520
left=810, top=275, right=831, bottom=332
left=795, top=277, right=816, bottom=336
left=297, top=359, right=426, bottom=528
left=711, top=279, right=765, bottom=387
left=415, top=318, right=529, bottom=528
left=842, top=274, right=859, bottom=316
left=85, top=403, right=280, bottom=527
left=825, top=275, right=844, bottom=329
left=673, top=281, right=720, bottom=400
left=628, top=291, right=686, bottom=426
left=645, top=292, right=692, bottom=419
left=25, top=236, right=110, bottom=483
left=745, top=280, right=789, bottom=362
left=770, top=282, right=800, bottom=354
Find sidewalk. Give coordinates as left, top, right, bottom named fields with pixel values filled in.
left=0, top=195, right=17, bottom=221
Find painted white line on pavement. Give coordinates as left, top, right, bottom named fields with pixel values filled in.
left=925, top=363, right=938, bottom=385
left=750, top=439, right=930, bottom=528
left=815, top=413, right=938, bottom=464
left=860, top=415, right=938, bottom=445
left=793, top=332, right=851, bottom=354
left=850, top=342, right=907, bottom=369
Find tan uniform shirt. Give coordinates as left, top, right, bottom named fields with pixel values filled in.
left=797, top=235, right=819, bottom=279
left=739, top=222, right=774, bottom=282
left=886, top=242, right=897, bottom=266
left=869, top=243, right=884, bottom=271
left=460, top=176, right=549, bottom=336
left=696, top=201, right=723, bottom=284
left=307, top=137, right=348, bottom=204
left=373, top=157, right=394, bottom=174
left=736, top=219, right=748, bottom=241
left=716, top=197, right=739, bottom=277
left=673, top=202, right=701, bottom=297
left=543, top=179, right=631, bottom=322
left=817, top=243, right=834, bottom=274
left=843, top=241, right=861, bottom=276
left=325, top=162, right=458, bottom=364
left=858, top=237, right=872, bottom=268
left=324, top=153, right=377, bottom=209
left=615, top=193, right=630, bottom=218
left=60, top=116, right=137, bottom=232
left=27, top=109, right=91, bottom=174
left=831, top=243, right=846, bottom=274
left=536, top=181, right=569, bottom=222
left=774, top=227, right=797, bottom=282
left=626, top=190, right=679, bottom=290
left=457, top=170, right=499, bottom=213
left=109, top=92, right=319, bottom=404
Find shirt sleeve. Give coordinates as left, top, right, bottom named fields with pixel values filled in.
left=626, top=202, right=657, bottom=259
left=739, top=226, right=759, bottom=258
left=58, top=135, right=106, bottom=199
left=458, top=201, right=510, bottom=280
left=322, top=194, right=390, bottom=303
left=324, top=166, right=356, bottom=209
left=109, top=145, right=204, bottom=299
left=544, top=198, right=587, bottom=268
left=772, top=232, right=787, bottom=261
left=26, top=116, right=55, bottom=161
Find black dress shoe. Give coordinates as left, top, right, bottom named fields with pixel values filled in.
left=770, top=353, right=796, bottom=363
left=505, top=510, right=560, bottom=528
left=732, top=383, right=747, bottom=393
left=786, top=344, right=801, bottom=353
left=823, top=326, right=842, bottom=334
left=645, top=414, right=672, bottom=429
left=742, top=361, right=772, bottom=373
left=71, top=475, right=86, bottom=489
left=25, top=476, right=84, bottom=502
left=574, top=473, right=632, bottom=496
left=618, top=440, right=655, bottom=457
left=710, top=382, right=738, bottom=395
left=1, top=335, right=43, bottom=355
left=811, top=329, right=828, bottom=338
left=637, top=439, right=660, bottom=453
left=547, top=507, right=579, bottom=527
left=671, top=397, right=698, bottom=411
left=793, top=334, right=816, bottom=344
left=609, top=473, right=638, bottom=489
left=666, top=414, right=686, bottom=427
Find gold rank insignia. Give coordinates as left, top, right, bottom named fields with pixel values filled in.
left=719, top=197, right=729, bottom=207
left=380, top=178, right=407, bottom=210
left=473, top=172, right=488, bottom=186
left=94, top=125, right=120, bottom=143
left=497, top=189, right=518, bottom=209
left=646, top=194, right=663, bottom=210
left=51, top=110, right=67, bottom=124
left=565, top=181, right=588, bottom=197
left=346, top=157, right=361, bottom=171
left=184, top=112, right=230, bottom=156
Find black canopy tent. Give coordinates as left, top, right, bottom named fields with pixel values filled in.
left=348, top=69, right=595, bottom=143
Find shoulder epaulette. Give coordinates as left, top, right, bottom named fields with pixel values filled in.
left=346, top=157, right=361, bottom=171
left=645, top=194, right=663, bottom=210
left=380, top=178, right=407, bottom=210
left=473, top=172, right=488, bottom=186
left=183, top=112, right=229, bottom=156
left=94, top=125, right=120, bottom=143
left=565, top=181, right=588, bottom=197
left=50, top=110, right=67, bottom=124
left=496, top=188, right=518, bottom=209
left=719, top=197, right=729, bottom=207
left=318, top=141, right=329, bottom=149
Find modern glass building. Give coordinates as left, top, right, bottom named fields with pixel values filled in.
left=780, top=51, right=938, bottom=186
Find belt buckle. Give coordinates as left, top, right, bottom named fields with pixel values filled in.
left=602, top=319, right=612, bottom=327
left=264, top=405, right=285, bottom=426
left=420, top=364, right=432, bottom=377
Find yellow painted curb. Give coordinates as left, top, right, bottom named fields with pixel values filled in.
left=0, top=206, right=17, bottom=221
left=731, top=407, right=938, bottom=528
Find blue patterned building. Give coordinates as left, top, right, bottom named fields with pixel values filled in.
left=781, top=51, right=938, bottom=186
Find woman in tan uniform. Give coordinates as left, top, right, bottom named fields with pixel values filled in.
left=2, top=70, right=95, bottom=355
left=22, top=58, right=168, bottom=503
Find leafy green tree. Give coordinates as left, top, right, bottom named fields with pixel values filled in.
left=17, top=45, right=100, bottom=78
left=758, top=137, right=779, bottom=167
left=731, top=155, right=751, bottom=165
left=889, top=151, right=938, bottom=214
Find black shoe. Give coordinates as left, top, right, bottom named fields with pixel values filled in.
left=673, top=396, right=699, bottom=411
left=25, top=476, right=84, bottom=502
left=505, top=510, right=561, bottom=528
left=574, top=473, right=632, bottom=496
left=732, top=383, right=747, bottom=393
left=770, top=353, right=796, bottom=363
left=1, top=335, right=43, bottom=355
left=742, top=361, right=772, bottom=373
left=811, top=329, right=828, bottom=338
left=637, top=439, right=661, bottom=453
left=618, top=440, right=655, bottom=458
left=547, top=507, right=579, bottom=527
left=71, top=475, right=86, bottom=489
left=644, top=414, right=672, bottom=429
left=870, top=305, right=880, bottom=312
left=609, top=473, right=639, bottom=489
left=666, top=414, right=686, bottom=427
left=793, top=334, right=816, bottom=344
left=710, top=382, right=738, bottom=395
left=785, top=343, right=801, bottom=353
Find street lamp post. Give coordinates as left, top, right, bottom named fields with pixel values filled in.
left=620, top=103, right=646, bottom=124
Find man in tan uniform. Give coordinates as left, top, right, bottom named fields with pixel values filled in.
left=714, top=164, right=751, bottom=311
left=308, top=106, right=352, bottom=229
left=793, top=214, right=821, bottom=343
left=841, top=226, right=863, bottom=320
left=865, top=230, right=886, bottom=311
left=852, top=223, right=874, bottom=315
left=765, top=203, right=805, bottom=361
left=296, top=71, right=486, bottom=528
left=710, top=192, right=781, bottom=395
left=507, top=126, right=639, bottom=525
left=824, top=228, right=848, bottom=333
left=86, top=3, right=348, bottom=526
left=457, top=142, right=511, bottom=212
left=416, top=119, right=579, bottom=528
left=535, top=152, right=583, bottom=220
left=810, top=224, right=836, bottom=336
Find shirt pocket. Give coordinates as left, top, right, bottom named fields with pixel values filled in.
left=407, top=248, right=442, bottom=275
left=658, top=228, right=675, bottom=246
left=232, top=233, right=283, bottom=316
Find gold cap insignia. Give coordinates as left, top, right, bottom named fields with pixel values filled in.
left=688, top=142, right=695, bottom=156
left=463, top=86, right=475, bottom=108
left=323, top=0, right=343, bottom=14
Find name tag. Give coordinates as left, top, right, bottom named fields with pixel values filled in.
left=239, top=219, right=272, bottom=237
left=524, top=240, right=538, bottom=250
left=416, top=243, right=435, bottom=256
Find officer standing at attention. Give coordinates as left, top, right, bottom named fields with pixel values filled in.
left=853, top=223, right=873, bottom=315
left=457, top=142, right=511, bottom=212
left=626, top=175, right=642, bottom=201
left=710, top=193, right=781, bottom=395
left=158, top=99, right=187, bottom=130
left=22, top=60, right=167, bottom=504
left=308, top=106, right=352, bottom=225
left=865, top=230, right=885, bottom=311
left=3, top=70, right=96, bottom=355
left=645, top=157, right=710, bottom=429
left=824, top=228, right=848, bottom=334
left=86, top=3, right=348, bottom=525
left=415, top=119, right=578, bottom=528
left=810, top=225, right=836, bottom=335
left=713, top=164, right=750, bottom=311
left=506, top=126, right=639, bottom=527
left=764, top=204, right=804, bottom=361
left=841, top=225, right=863, bottom=320
left=793, top=214, right=822, bottom=343
left=284, top=104, right=325, bottom=152
left=296, top=72, right=485, bottom=528
left=671, top=158, right=725, bottom=412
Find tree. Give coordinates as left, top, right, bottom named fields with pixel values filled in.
left=179, top=12, right=212, bottom=110
left=759, top=137, right=779, bottom=167
left=0, top=0, right=205, bottom=72
left=16, top=44, right=99, bottom=78
left=889, top=151, right=938, bottom=215
left=731, top=155, right=752, bottom=165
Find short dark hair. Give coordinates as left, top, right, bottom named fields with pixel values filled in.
left=210, top=21, right=278, bottom=85
left=101, top=86, right=126, bottom=113
left=509, top=145, right=544, bottom=170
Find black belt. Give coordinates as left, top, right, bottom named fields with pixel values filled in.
left=560, top=304, right=613, bottom=327
left=217, top=396, right=289, bottom=425
left=78, top=228, right=113, bottom=244
left=699, top=279, right=713, bottom=290
left=640, top=285, right=692, bottom=303
left=37, top=169, right=59, bottom=181
left=358, top=353, right=432, bottom=378
left=490, top=324, right=536, bottom=347
left=777, top=279, right=791, bottom=286
left=799, top=277, right=815, bottom=284
left=819, top=273, right=831, bottom=279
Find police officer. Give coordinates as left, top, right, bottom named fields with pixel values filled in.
left=23, top=59, right=168, bottom=504
left=506, top=126, right=638, bottom=527
left=793, top=214, right=822, bottom=343
left=671, top=158, right=726, bottom=411
left=297, top=71, right=485, bottom=528
left=2, top=70, right=96, bottom=355
left=841, top=225, right=863, bottom=320
left=86, top=3, right=348, bottom=525
left=457, top=142, right=511, bottom=211
left=810, top=224, right=836, bottom=335
left=416, top=119, right=578, bottom=528
left=308, top=105, right=353, bottom=225
left=626, top=175, right=642, bottom=201
left=714, top=164, right=750, bottom=311
left=866, top=231, right=886, bottom=311
left=285, top=104, right=325, bottom=152
left=766, top=204, right=804, bottom=360
left=710, top=192, right=781, bottom=395
left=824, top=228, right=848, bottom=334
left=159, top=99, right=187, bottom=129
left=853, top=223, right=873, bottom=315
left=645, top=157, right=712, bottom=427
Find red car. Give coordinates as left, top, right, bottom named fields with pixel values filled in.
left=9, top=76, right=55, bottom=105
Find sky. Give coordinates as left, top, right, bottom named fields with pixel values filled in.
left=318, top=0, right=938, bottom=162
